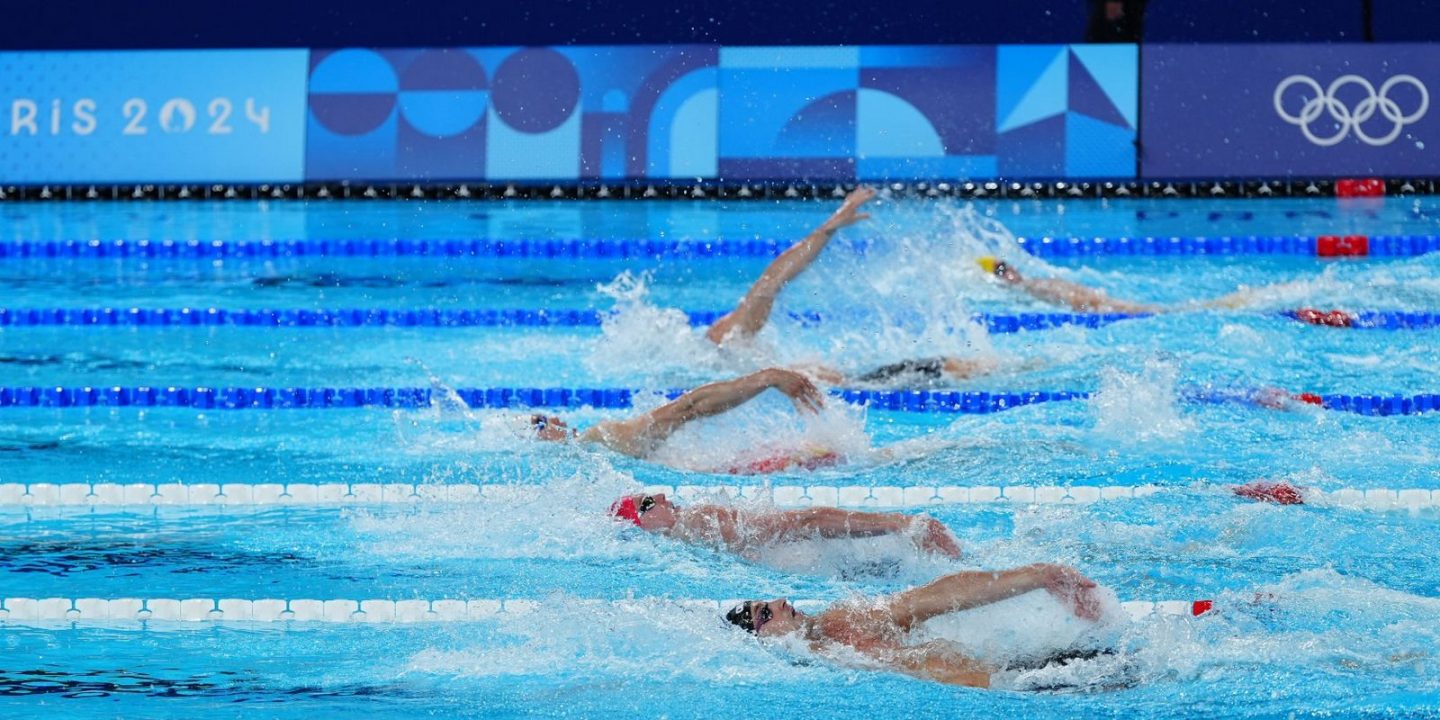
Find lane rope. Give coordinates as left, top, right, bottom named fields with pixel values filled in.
left=0, top=385, right=1435, bottom=416
left=0, top=306, right=1145, bottom=333
left=0, top=481, right=1431, bottom=511
left=2, top=306, right=1436, bottom=331
left=0, top=234, right=1433, bottom=260
left=0, top=596, right=1213, bottom=625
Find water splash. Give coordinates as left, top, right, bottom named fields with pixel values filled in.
left=1090, top=357, right=1194, bottom=443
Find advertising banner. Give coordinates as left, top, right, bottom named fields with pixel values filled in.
left=305, top=43, right=1136, bottom=182
left=305, top=46, right=718, bottom=181
left=715, top=44, right=1136, bottom=181
left=0, top=50, right=308, bottom=184
left=1142, top=44, right=1437, bottom=178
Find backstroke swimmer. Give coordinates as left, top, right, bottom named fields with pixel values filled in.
left=607, top=492, right=962, bottom=559
left=976, top=256, right=1308, bottom=314
left=724, top=563, right=1105, bottom=689
left=531, top=366, right=851, bottom=473
left=701, top=186, right=1002, bottom=386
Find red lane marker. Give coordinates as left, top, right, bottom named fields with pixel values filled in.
left=1191, top=600, right=1214, bottom=616
left=1233, top=481, right=1306, bottom=505
left=1336, top=178, right=1385, bottom=197
left=1316, top=235, right=1370, bottom=257
left=1293, top=308, right=1355, bottom=327
left=1294, top=392, right=1324, bottom=406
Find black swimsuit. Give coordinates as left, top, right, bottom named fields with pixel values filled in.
left=854, top=357, right=947, bottom=385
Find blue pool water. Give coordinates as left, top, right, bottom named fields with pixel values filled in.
left=1, top=195, right=1438, bottom=718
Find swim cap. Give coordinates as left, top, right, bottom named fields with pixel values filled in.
left=1233, top=481, right=1305, bottom=505
left=976, top=256, right=1000, bottom=274
left=609, top=497, right=643, bottom=526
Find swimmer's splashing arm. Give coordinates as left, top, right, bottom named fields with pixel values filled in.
left=747, top=510, right=961, bottom=557
left=578, top=368, right=825, bottom=457
left=705, top=187, right=876, bottom=344
left=884, top=563, right=1101, bottom=631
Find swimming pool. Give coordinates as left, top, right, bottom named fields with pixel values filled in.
left=1, top=194, right=1438, bottom=718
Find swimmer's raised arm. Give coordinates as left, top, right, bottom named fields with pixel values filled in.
left=579, top=368, right=824, bottom=457
left=706, top=187, right=876, bottom=344
left=884, top=563, right=1100, bottom=630
left=744, top=509, right=961, bottom=558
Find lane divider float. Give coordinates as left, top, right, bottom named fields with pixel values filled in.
left=0, top=306, right=1144, bottom=334
left=0, top=385, right=1435, bottom=416
left=0, top=596, right=1214, bottom=626
left=0, top=481, right=1432, bottom=512
left=2, top=306, right=1434, bottom=332
left=0, top=234, right=1434, bottom=261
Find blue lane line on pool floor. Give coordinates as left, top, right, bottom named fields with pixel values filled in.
left=0, top=385, right=1435, bottom=416
left=2, top=307, right=1436, bottom=331
left=0, top=235, right=1436, bottom=260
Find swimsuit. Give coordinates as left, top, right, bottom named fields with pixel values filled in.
left=855, top=357, right=947, bottom=385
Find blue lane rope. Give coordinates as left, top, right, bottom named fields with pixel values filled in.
left=0, top=235, right=1436, bottom=260
left=0, top=306, right=1147, bottom=333
left=0, top=385, right=1434, bottom=416
left=1, top=306, right=1436, bottom=331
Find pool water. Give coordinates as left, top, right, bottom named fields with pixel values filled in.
left=1, top=195, right=1438, bottom=718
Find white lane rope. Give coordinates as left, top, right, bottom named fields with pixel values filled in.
left=0, top=597, right=1214, bottom=626
left=0, top=482, right=1434, bottom=512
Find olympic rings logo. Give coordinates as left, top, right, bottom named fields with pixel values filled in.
left=1273, top=74, right=1430, bottom=147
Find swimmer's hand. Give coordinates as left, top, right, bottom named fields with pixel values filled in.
left=764, top=368, right=826, bottom=414
left=1032, top=564, right=1102, bottom=621
left=820, top=186, right=876, bottom=233
left=913, top=516, right=962, bottom=559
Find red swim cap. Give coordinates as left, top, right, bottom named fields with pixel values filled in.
left=609, top=497, right=643, bottom=526
left=1294, top=308, right=1354, bottom=328
left=1233, top=481, right=1305, bottom=505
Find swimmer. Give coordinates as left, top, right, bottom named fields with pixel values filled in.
left=608, top=492, right=962, bottom=559
left=977, top=256, right=1301, bottom=313
left=532, top=367, right=831, bottom=465
left=703, top=186, right=1000, bottom=385
left=724, top=563, right=1104, bottom=688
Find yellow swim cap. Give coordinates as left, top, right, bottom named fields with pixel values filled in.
left=976, top=256, right=999, bottom=274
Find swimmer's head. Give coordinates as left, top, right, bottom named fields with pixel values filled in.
left=529, top=414, right=577, bottom=442
left=725, top=598, right=804, bottom=637
left=609, top=493, right=678, bottom=531
left=977, top=256, right=1021, bottom=283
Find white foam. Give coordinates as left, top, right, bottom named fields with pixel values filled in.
left=1090, top=357, right=1194, bottom=443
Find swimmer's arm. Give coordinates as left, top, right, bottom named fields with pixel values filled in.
left=747, top=510, right=961, bottom=557
left=626, top=369, right=825, bottom=447
left=705, top=187, right=875, bottom=343
left=884, top=564, right=1098, bottom=629
left=887, top=642, right=992, bottom=688
left=1019, top=278, right=1159, bottom=314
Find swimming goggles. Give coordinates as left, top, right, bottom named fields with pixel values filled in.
left=727, top=601, right=773, bottom=634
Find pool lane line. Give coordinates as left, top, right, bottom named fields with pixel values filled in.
left=0, top=234, right=1435, bottom=260
left=0, top=385, right=1436, bottom=416
left=2, top=306, right=1435, bottom=331
left=0, top=306, right=1148, bottom=333
left=0, top=597, right=1213, bottom=626
left=0, top=482, right=1432, bottom=512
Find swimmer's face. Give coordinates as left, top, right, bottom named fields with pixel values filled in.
left=531, top=415, right=575, bottom=442
left=994, top=261, right=1022, bottom=284
left=624, top=492, right=678, bottom=531
left=729, top=598, right=803, bottom=637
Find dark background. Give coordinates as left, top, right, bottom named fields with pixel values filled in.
left=3, top=0, right=1438, bottom=49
